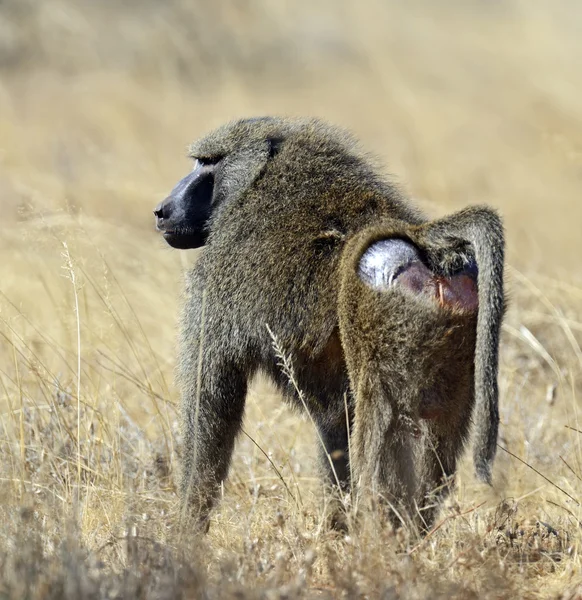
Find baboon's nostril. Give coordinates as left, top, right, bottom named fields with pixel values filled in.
left=153, top=201, right=165, bottom=219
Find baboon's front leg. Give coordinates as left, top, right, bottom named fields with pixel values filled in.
left=180, top=357, right=248, bottom=528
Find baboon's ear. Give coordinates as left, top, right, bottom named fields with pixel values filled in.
left=268, top=137, right=284, bottom=158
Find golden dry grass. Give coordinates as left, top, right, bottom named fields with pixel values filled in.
left=1, top=0, right=582, bottom=597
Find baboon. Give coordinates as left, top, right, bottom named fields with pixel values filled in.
left=153, top=117, right=505, bottom=530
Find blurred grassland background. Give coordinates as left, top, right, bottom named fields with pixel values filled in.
left=1, top=0, right=582, bottom=598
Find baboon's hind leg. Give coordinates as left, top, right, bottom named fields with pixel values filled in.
left=415, top=430, right=469, bottom=531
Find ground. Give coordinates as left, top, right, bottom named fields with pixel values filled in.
left=0, top=1, right=582, bottom=598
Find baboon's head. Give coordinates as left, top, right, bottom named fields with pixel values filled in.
left=153, top=116, right=355, bottom=249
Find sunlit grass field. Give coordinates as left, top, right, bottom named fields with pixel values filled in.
left=1, top=1, right=582, bottom=597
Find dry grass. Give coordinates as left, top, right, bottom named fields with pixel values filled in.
left=1, top=0, right=582, bottom=597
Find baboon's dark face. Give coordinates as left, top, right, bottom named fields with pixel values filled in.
left=153, top=159, right=217, bottom=249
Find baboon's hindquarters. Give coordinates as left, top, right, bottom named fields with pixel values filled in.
left=339, top=231, right=478, bottom=529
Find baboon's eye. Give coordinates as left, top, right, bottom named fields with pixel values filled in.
left=193, top=156, right=222, bottom=170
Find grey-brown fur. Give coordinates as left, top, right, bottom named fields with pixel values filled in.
left=338, top=214, right=503, bottom=528
left=153, top=117, right=505, bottom=530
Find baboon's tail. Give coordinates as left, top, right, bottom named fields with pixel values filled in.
left=422, top=206, right=505, bottom=484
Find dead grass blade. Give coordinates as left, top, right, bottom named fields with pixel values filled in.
left=498, top=445, right=580, bottom=507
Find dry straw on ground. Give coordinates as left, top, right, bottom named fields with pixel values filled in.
left=1, top=0, right=582, bottom=598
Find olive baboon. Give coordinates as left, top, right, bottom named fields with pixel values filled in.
left=153, top=117, right=505, bottom=530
